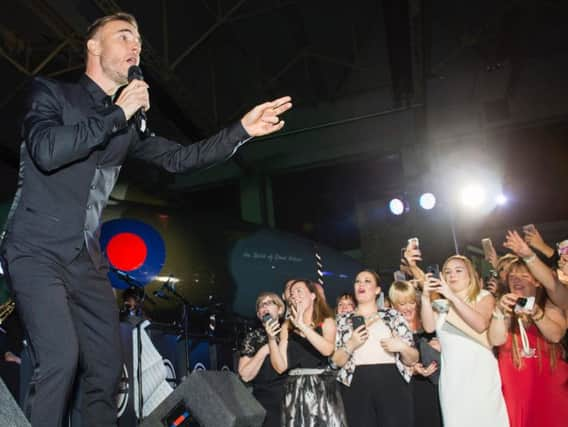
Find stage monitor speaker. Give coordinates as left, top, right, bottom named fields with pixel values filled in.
left=0, top=378, right=30, bottom=427
left=140, top=371, right=265, bottom=427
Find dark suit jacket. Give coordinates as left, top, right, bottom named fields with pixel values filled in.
left=1, top=75, right=250, bottom=269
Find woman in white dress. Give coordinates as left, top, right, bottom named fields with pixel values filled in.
left=421, top=255, right=509, bottom=427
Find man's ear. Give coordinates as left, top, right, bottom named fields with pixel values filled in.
left=87, top=38, right=101, bottom=56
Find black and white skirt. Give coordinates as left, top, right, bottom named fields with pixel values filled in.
left=282, top=369, right=347, bottom=427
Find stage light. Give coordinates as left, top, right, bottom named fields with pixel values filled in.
left=460, top=184, right=486, bottom=208
left=419, top=193, right=436, bottom=210
left=496, top=194, right=507, bottom=205
left=389, top=198, right=405, bottom=215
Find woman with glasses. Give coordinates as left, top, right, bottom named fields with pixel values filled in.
left=238, top=292, right=287, bottom=427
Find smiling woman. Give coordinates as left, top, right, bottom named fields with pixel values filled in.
left=389, top=280, right=442, bottom=427
left=331, top=270, right=418, bottom=427
left=266, top=279, right=346, bottom=427
left=489, top=258, right=568, bottom=427
left=421, top=255, right=509, bottom=427
left=238, top=292, right=287, bottom=427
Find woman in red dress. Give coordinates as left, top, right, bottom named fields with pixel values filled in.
left=489, top=231, right=568, bottom=427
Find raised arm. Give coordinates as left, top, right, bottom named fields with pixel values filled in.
left=128, top=96, right=292, bottom=173
left=532, top=299, right=567, bottom=343
left=296, top=317, right=336, bottom=357
left=427, top=275, right=494, bottom=333
left=421, top=279, right=438, bottom=333
left=504, top=230, right=568, bottom=310
left=267, top=320, right=288, bottom=374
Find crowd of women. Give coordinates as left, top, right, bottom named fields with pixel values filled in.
left=238, top=224, right=568, bottom=427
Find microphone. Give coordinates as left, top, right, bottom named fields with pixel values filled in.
left=127, top=65, right=149, bottom=136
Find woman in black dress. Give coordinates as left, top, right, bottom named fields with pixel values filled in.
left=238, top=292, right=287, bottom=427
left=266, top=279, right=346, bottom=427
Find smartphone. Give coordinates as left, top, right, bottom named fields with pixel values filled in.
left=393, top=270, right=406, bottom=282
left=408, top=237, right=419, bottom=249
left=426, top=264, right=440, bottom=280
left=351, top=315, right=366, bottom=330
left=481, top=238, right=494, bottom=260
left=522, top=224, right=536, bottom=234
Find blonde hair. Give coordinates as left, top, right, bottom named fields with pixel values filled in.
left=255, top=292, right=285, bottom=318
left=388, top=280, right=418, bottom=307
left=496, top=253, right=518, bottom=276
left=442, top=255, right=481, bottom=303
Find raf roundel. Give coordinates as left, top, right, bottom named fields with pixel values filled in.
left=100, top=219, right=166, bottom=289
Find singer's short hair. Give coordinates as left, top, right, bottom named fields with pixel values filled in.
left=84, top=12, right=138, bottom=58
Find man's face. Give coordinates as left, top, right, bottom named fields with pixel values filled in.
left=90, top=19, right=141, bottom=85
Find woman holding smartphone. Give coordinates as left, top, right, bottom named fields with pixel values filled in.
left=489, top=233, right=568, bottom=427
left=421, top=255, right=509, bottom=427
left=389, top=281, right=442, bottom=427
left=266, top=279, right=346, bottom=427
left=331, top=269, right=418, bottom=427
left=238, top=292, right=287, bottom=427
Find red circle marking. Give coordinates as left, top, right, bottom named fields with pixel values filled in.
left=106, top=232, right=147, bottom=271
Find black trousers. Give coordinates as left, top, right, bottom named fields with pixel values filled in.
left=341, top=364, right=414, bottom=427
left=1, top=245, right=122, bottom=427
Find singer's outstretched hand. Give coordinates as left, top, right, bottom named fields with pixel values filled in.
left=241, top=96, right=292, bottom=137
left=115, top=79, right=150, bottom=120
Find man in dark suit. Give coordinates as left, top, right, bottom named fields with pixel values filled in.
left=0, top=12, right=291, bottom=427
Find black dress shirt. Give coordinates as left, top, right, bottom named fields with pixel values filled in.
left=1, top=75, right=250, bottom=269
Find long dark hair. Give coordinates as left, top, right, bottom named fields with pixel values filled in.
left=288, top=279, right=333, bottom=328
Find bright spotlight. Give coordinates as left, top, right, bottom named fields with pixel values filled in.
left=460, top=184, right=486, bottom=208
left=419, top=193, right=436, bottom=210
left=496, top=194, right=507, bottom=205
left=389, top=198, right=405, bottom=215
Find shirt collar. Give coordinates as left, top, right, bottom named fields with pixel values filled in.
left=79, top=74, right=112, bottom=106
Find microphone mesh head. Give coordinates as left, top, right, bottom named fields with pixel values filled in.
left=127, top=65, right=144, bottom=82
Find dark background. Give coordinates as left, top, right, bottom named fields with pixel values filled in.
left=1, top=1, right=567, bottom=311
